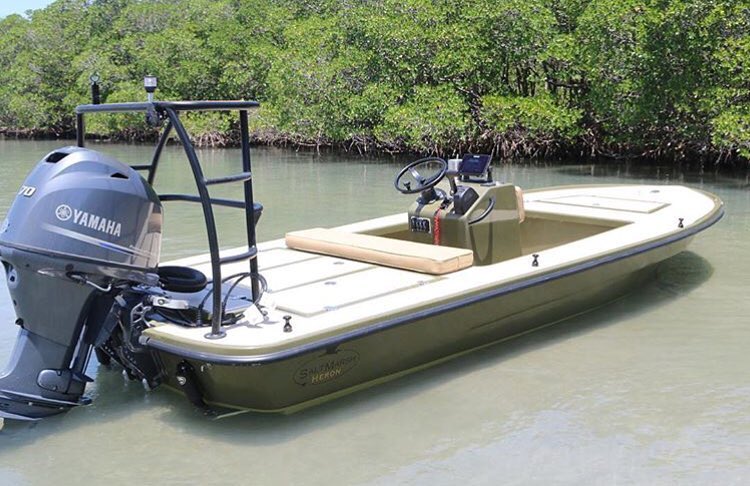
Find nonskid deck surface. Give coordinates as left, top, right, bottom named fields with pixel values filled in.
left=143, top=185, right=721, bottom=354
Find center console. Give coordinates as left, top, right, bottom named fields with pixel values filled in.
left=406, top=154, right=523, bottom=265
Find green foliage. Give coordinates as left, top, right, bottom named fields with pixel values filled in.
left=482, top=94, right=582, bottom=139
left=571, top=0, right=750, bottom=159
left=85, top=83, right=153, bottom=139
left=0, top=0, right=747, bottom=163
left=706, top=3, right=750, bottom=159
left=712, top=107, right=750, bottom=158
left=0, top=1, right=91, bottom=131
left=376, top=85, right=470, bottom=154
left=263, top=15, right=354, bottom=143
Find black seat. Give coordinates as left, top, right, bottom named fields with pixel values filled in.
left=157, top=266, right=208, bottom=293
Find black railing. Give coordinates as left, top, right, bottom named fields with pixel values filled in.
left=75, top=100, right=262, bottom=339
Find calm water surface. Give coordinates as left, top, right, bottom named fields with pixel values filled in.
left=0, top=139, right=748, bottom=485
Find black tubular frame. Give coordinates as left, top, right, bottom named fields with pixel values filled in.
left=75, top=100, right=262, bottom=339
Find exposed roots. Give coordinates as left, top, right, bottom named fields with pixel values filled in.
left=1, top=126, right=747, bottom=166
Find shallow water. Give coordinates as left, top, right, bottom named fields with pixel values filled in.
left=0, top=139, right=748, bottom=485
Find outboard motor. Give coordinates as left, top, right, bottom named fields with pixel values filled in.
left=0, top=146, right=162, bottom=420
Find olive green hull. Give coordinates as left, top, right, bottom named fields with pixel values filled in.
left=153, top=236, right=692, bottom=413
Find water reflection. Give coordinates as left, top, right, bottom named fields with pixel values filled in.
left=556, top=162, right=750, bottom=191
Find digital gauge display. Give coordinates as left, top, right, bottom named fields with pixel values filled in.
left=459, top=154, right=492, bottom=176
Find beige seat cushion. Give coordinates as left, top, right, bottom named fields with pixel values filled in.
left=285, top=228, right=474, bottom=275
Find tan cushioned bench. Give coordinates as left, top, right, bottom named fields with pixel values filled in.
left=285, top=228, right=474, bottom=275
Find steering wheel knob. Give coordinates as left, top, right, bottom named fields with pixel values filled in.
left=394, top=157, right=448, bottom=195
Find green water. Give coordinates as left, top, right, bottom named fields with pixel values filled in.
left=0, top=139, right=748, bottom=484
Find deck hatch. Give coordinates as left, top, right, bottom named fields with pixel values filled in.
left=263, top=255, right=372, bottom=293
left=537, top=195, right=668, bottom=214
left=271, top=267, right=439, bottom=316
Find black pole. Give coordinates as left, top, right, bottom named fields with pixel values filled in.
left=76, top=114, right=85, bottom=147
left=147, top=120, right=173, bottom=185
left=240, top=110, right=259, bottom=301
left=90, top=82, right=101, bottom=105
left=165, top=108, right=225, bottom=339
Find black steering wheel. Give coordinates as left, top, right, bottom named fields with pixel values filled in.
left=394, top=157, right=448, bottom=195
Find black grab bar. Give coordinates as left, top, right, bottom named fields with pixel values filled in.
left=75, top=99, right=262, bottom=339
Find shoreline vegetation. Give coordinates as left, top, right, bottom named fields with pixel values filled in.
left=0, top=1, right=748, bottom=165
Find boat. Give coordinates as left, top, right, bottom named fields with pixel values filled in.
left=0, top=79, right=723, bottom=421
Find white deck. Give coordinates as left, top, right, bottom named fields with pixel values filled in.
left=143, top=185, right=721, bottom=353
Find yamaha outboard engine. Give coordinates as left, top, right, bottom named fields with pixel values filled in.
left=0, top=146, right=162, bottom=420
